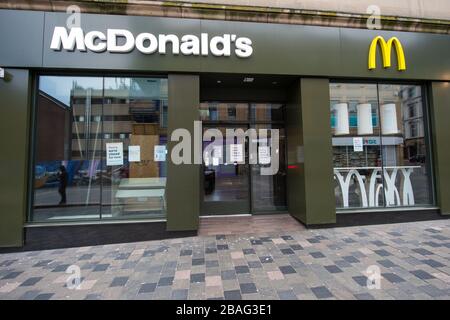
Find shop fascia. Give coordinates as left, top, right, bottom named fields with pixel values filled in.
left=50, top=26, right=253, bottom=57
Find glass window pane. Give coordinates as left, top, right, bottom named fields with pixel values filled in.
left=250, top=124, right=287, bottom=212
left=378, top=84, right=433, bottom=206
left=101, top=77, right=168, bottom=219
left=250, top=103, right=284, bottom=122
left=33, top=76, right=103, bottom=221
left=330, top=83, right=384, bottom=209
left=200, top=102, right=248, bottom=121
left=202, top=126, right=250, bottom=213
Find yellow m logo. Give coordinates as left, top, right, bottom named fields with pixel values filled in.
left=368, top=36, right=406, bottom=71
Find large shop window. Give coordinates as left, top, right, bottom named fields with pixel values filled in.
left=330, top=83, right=433, bottom=210
left=32, top=76, right=168, bottom=222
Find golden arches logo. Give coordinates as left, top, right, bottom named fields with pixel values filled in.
left=368, top=36, right=406, bottom=71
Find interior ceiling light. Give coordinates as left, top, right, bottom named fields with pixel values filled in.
left=217, top=80, right=222, bottom=83
left=243, top=77, right=254, bottom=83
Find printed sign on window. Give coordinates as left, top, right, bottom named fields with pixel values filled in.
left=128, top=145, right=141, bottom=162
left=258, top=146, right=271, bottom=164
left=229, top=144, right=243, bottom=162
left=106, top=142, right=124, bottom=166
left=353, top=137, right=364, bottom=152
left=154, top=145, right=167, bottom=162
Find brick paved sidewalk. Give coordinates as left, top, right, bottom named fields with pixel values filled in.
left=1, top=219, right=450, bottom=300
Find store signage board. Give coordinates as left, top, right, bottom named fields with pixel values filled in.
left=50, top=27, right=253, bottom=58
left=106, top=142, right=124, bottom=166
left=128, top=145, right=141, bottom=162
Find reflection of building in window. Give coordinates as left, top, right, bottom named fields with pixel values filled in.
left=329, top=83, right=432, bottom=208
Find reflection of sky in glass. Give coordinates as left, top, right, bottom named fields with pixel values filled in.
left=39, top=76, right=103, bottom=106
left=39, top=76, right=168, bottom=106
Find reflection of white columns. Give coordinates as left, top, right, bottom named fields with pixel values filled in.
left=334, top=103, right=349, bottom=135
left=381, top=103, right=399, bottom=134
left=357, top=103, right=373, bottom=135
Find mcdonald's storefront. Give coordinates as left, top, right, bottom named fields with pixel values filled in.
left=1, top=9, right=450, bottom=250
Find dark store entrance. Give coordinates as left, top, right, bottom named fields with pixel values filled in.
left=200, top=74, right=294, bottom=216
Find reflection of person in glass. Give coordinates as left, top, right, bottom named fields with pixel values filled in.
left=58, top=165, right=68, bottom=205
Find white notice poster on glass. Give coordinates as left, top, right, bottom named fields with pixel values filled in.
left=212, top=145, right=222, bottom=159
left=106, top=142, right=124, bottom=166
left=258, top=146, right=271, bottom=164
left=128, top=145, right=141, bottom=162
left=353, top=137, right=364, bottom=152
left=229, top=144, right=243, bottom=162
left=154, top=145, right=167, bottom=162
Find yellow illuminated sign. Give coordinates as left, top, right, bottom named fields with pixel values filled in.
left=368, top=36, right=406, bottom=71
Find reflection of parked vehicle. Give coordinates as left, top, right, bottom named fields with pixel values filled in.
left=409, top=154, right=426, bottom=164
left=34, top=165, right=48, bottom=189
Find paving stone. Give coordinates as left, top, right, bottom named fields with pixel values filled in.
left=235, top=266, right=250, bottom=274
left=311, top=286, right=333, bottom=299
left=110, top=277, right=128, bottom=287
left=20, top=277, right=43, bottom=286
left=190, top=273, right=205, bottom=283
left=1, top=219, right=450, bottom=300
left=279, top=266, right=296, bottom=275
left=158, top=277, right=174, bottom=286
left=310, top=252, right=325, bottom=259
left=34, top=293, right=54, bottom=300
left=240, top=283, right=257, bottom=294
left=410, top=270, right=435, bottom=280
left=354, top=293, right=375, bottom=300
left=224, top=290, right=241, bottom=300
left=421, top=259, right=445, bottom=268
left=324, top=265, right=342, bottom=274
left=139, top=283, right=157, bottom=294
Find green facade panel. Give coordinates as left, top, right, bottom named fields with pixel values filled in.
left=430, top=82, right=450, bottom=215
left=286, top=80, right=306, bottom=223
left=1, top=10, right=450, bottom=80
left=0, top=69, right=30, bottom=247
left=300, top=78, right=336, bottom=225
left=286, top=78, right=336, bottom=226
left=166, top=74, right=201, bottom=231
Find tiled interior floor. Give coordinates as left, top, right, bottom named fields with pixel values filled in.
left=1, top=219, right=450, bottom=300
left=198, top=214, right=306, bottom=236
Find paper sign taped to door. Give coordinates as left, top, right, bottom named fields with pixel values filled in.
left=229, top=144, right=243, bottom=162
left=128, top=145, right=141, bottom=162
left=258, top=146, right=271, bottom=164
left=213, top=145, right=223, bottom=159
left=154, top=145, right=167, bottom=162
left=353, top=137, right=364, bottom=152
left=106, top=142, right=124, bottom=166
